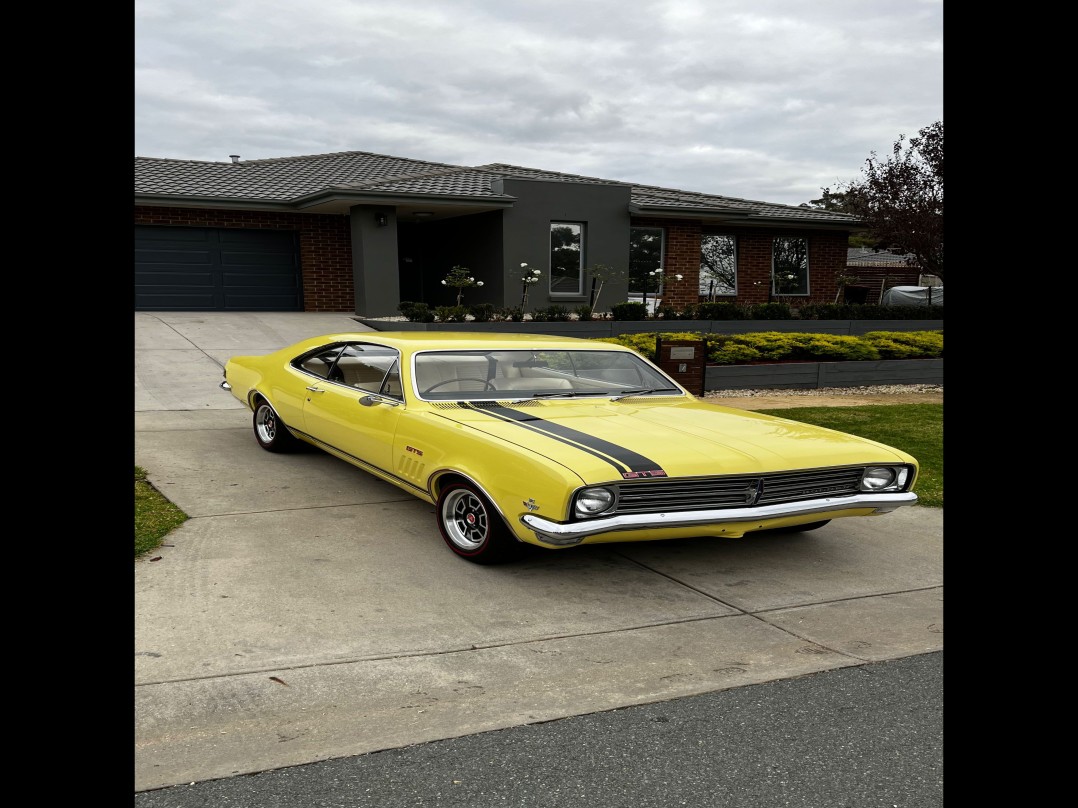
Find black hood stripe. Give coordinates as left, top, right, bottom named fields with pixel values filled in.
left=462, top=403, right=666, bottom=478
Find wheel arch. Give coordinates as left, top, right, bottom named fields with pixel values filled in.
left=247, top=389, right=269, bottom=411
left=430, top=470, right=519, bottom=539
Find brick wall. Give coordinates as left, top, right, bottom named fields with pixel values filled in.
left=632, top=219, right=853, bottom=308
left=134, top=206, right=355, bottom=311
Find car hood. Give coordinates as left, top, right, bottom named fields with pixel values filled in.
left=428, top=398, right=911, bottom=482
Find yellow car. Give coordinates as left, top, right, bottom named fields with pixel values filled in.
left=221, top=332, right=918, bottom=564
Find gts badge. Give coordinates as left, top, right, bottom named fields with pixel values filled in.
left=622, top=469, right=667, bottom=479
left=405, top=446, right=424, bottom=457
left=523, top=498, right=540, bottom=512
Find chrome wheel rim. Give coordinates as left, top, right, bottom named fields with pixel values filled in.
left=442, top=489, right=489, bottom=551
left=255, top=405, right=278, bottom=443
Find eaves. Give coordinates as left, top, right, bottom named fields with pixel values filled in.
left=629, top=203, right=866, bottom=231
left=135, top=188, right=517, bottom=217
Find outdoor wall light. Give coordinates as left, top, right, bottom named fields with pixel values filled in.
left=375, top=212, right=388, bottom=227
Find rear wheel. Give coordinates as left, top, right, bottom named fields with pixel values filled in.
left=253, top=400, right=300, bottom=453
left=437, top=482, right=522, bottom=564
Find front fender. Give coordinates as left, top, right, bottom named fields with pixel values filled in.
left=399, top=414, right=587, bottom=544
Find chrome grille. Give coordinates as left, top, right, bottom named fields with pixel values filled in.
left=613, top=467, right=864, bottom=514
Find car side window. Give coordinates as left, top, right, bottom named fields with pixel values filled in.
left=295, top=345, right=345, bottom=380
left=330, top=344, right=402, bottom=396
left=379, top=359, right=403, bottom=399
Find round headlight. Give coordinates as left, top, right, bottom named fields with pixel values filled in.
left=861, top=467, right=898, bottom=490
left=575, top=487, right=615, bottom=516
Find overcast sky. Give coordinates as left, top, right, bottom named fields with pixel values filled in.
left=134, top=0, right=942, bottom=207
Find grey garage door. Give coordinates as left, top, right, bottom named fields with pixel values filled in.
left=135, top=225, right=303, bottom=311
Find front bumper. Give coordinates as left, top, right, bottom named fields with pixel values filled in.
left=520, top=492, right=919, bottom=546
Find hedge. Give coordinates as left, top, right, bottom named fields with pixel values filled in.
left=592, top=330, right=943, bottom=364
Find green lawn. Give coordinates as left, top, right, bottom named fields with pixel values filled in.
left=135, top=466, right=188, bottom=558
left=760, top=402, right=942, bottom=508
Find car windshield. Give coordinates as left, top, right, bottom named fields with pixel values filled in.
left=412, top=349, right=684, bottom=401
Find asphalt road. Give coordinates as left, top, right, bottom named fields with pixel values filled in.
left=133, top=652, right=941, bottom=808
left=134, top=312, right=943, bottom=806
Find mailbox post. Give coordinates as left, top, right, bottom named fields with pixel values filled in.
left=654, top=337, right=706, bottom=396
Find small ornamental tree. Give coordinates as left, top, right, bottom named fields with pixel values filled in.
left=441, top=265, right=484, bottom=305
left=585, top=263, right=626, bottom=312
left=643, top=268, right=683, bottom=310
left=513, top=262, right=542, bottom=309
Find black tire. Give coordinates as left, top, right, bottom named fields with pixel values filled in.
left=252, top=400, right=300, bottom=453
left=436, top=481, right=522, bottom=564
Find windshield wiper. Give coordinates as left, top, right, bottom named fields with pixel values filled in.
left=610, top=387, right=681, bottom=401
left=530, top=390, right=611, bottom=399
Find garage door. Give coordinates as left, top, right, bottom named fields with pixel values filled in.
left=134, top=225, right=303, bottom=311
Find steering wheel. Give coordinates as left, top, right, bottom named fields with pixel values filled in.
left=423, top=377, right=496, bottom=394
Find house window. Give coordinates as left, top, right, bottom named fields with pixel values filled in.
left=629, top=227, right=664, bottom=294
left=772, top=236, right=809, bottom=296
left=700, top=234, right=736, bottom=298
left=550, top=222, right=584, bottom=295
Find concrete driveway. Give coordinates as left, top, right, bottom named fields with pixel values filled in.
left=134, top=312, right=943, bottom=792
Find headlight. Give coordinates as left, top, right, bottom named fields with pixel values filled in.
left=574, top=487, right=615, bottom=517
left=861, top=466, right=909, bottom=491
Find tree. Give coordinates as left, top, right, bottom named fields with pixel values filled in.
left=440, top=265, right=484, bottom=305
left=805, top=190, right=876, bottom=249
left=837, top=121, right=944, bottom=280
left=584, top=263, right=625, bottom=311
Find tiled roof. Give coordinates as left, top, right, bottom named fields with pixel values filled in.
left=846, top=248, right=918, bottom=267
left=135, top=149, right=861, bottom=224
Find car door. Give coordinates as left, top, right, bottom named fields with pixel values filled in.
left=300, top=343, right=403, bottom=475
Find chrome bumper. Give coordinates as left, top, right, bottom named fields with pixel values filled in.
left=520, top=492, right=919, bottom=546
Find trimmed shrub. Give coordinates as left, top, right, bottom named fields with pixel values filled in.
left=695, top=302, right=751, bottom=320
left=468, top=303, right=496, bottom=322
left=594, top=330, right=941, bottom=365
left=532, top=305, right=571, bottom=322
left=500, top=306, right=525, bottom=322
left=749, top=302, right=793, bottom=319
left=434, top=305, right=468, bottom=322
left=611, top=301, right=648, bottom=321
left=798, top=303, right=944, bottom=320
left=398, top=301, right=434, bottom=322
left=861, top=330, right=944, bottom=359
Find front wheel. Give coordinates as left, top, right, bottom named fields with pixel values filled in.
left=253, top=400, right=300, bottom=453
left=437, top=482, right=522, bottom=564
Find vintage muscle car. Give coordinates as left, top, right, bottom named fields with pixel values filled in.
left=220, top=332, right=919, bottom=564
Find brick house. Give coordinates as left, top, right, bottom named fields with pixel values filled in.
left=135, top=150, right=866, bottom=317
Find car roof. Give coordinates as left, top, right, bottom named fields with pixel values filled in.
left=297, top=331, right=636, bottom=353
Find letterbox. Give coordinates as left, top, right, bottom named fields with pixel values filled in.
left=654, top=337, right=706, bottom=396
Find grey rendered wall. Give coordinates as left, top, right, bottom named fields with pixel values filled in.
left=350, top=206, right=402, bottom=318
left=494, top=177, right=632, bottom=310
